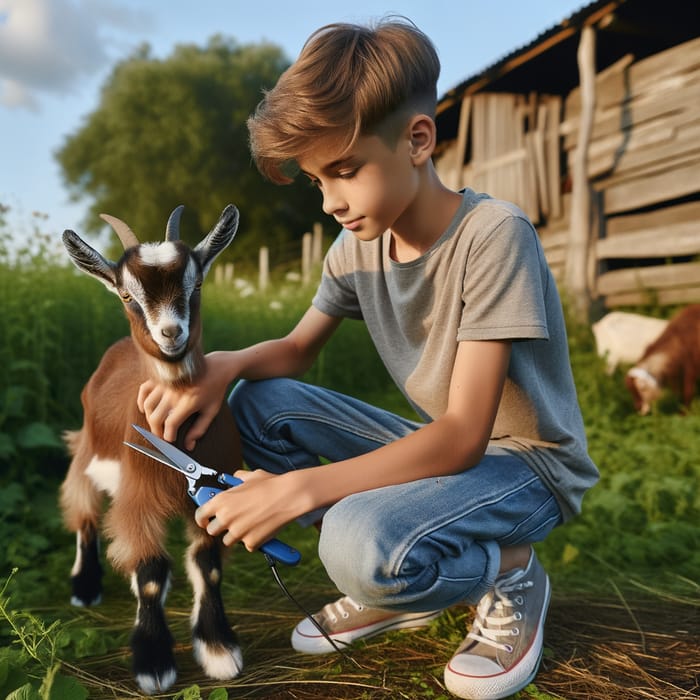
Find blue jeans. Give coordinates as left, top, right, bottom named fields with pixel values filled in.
left=229, top=378, right=561, bottom=612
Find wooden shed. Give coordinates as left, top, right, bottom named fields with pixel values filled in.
left=434, top=0, right=700, bottom=317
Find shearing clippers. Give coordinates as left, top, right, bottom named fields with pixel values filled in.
left=124, top=424, right=301, bottom=566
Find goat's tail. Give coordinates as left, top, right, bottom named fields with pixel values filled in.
left=60, top=428, right=104, bottom=533
left=63, top=429, right=82, bottom=456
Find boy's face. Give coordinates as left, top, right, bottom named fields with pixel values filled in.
left=298, top=127, right=421, bottom=242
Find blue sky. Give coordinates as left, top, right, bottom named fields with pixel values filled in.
left=0, top=0, right=586, bottom=238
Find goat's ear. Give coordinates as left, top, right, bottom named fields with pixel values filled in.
left=193, top=205, right=239, bottom=277
left=62, top=230, right=119, bottom=291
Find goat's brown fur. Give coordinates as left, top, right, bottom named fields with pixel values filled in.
left=60, top=336, right=240, bottom=572
left=625, top=304, right=700, bottom=415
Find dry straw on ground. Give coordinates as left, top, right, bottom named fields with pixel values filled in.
left=65, top=583, right=699, bottom=700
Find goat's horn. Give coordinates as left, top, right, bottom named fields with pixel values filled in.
left=165, top=205, right=184, bottom=242
left=99, top=213, right=140, bottom=250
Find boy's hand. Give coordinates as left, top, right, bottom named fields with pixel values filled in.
left=195, top=470, right=312, bottom=550
left=137, top=352, right=235, bottom=449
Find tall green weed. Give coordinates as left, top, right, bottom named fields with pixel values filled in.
left=0, top=225, right=127, bottom=479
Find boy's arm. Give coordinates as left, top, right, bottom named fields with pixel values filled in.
left=197, top=339, right=512, bottom=550
left=139, top=306, right=341, bottom=446
left=296, top=338, right=511, bottom=500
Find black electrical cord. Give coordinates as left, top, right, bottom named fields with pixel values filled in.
left=264, top=554, right=364, bottom=669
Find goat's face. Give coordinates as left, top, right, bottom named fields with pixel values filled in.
left=625, top=368, right=661, bottom=415
left=118, top=241, right=202, bottom=360
left=63, top=204, right=239, bottom=369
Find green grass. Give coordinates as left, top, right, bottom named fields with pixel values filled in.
left=1, top=232, right=699, bottom=699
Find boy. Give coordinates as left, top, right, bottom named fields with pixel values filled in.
left=138, top=17, right=599, bottom=700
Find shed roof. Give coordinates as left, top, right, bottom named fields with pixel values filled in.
left=436, top=0, right=700, bottom=138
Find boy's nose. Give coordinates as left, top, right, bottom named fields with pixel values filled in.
left=321, top=186, right=348, bottom=217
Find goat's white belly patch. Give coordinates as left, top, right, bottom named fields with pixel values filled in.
left=86, top=457, right=121, bottom=495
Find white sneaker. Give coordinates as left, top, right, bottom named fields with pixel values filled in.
left=444, top=551, right=550, bottom=699
left=291, top=595, right=442, bottom=654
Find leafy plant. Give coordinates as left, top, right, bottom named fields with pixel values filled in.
left=0, top=569, right=89, bottom=700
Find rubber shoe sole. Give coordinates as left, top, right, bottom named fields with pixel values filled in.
left=291, top=609, right=443, bottom=654
left=443, top=575, right=551, bottom=699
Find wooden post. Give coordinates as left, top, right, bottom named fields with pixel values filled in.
left=301, top=232, right=312, bottom=285
left=258, top=246, right=269, bottom=291
left=565, top=25, right=595, bottom=321
left=312, top=222, right=323, bottom=264
left=453, top=96, right=471, bottom=190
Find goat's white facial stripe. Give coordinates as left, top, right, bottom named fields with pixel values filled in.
left=121, top=257, right=199, bottom=354
left=138, top=242, right=179, bottom=266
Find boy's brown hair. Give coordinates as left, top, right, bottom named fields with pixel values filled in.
left=247, top=16, right=441, bottom=184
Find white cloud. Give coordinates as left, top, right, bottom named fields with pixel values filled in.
left=0, top=0, right=150, bottom=109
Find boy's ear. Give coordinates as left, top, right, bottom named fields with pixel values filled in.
left=408, top=114, right=436, bottom=164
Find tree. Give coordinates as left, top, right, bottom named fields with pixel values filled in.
left=56, top=37, right=328, bottom=263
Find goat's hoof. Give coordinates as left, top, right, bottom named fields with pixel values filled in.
left=70, top=593, right=102, bottom=607
left=70, top=575, right=103, bottom=607
left=131, top=628, right=177, bottom=694
left=135, top=667, right=177, bottom=696
left=193, top=638, right=244, bottom=680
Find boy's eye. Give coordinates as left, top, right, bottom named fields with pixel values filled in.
left=337, top=168, right=358, bottom=179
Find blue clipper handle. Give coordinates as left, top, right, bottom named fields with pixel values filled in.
left=191, top=473, right=301, bottom=567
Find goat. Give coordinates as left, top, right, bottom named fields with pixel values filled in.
left=625, top=304, right=700, bottom=415
left=60, top=204, right=243, bottom=694
left=592, top=311, right=668, bottom=374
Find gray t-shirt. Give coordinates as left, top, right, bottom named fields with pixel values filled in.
left=312, top=188, right=599, bottom=521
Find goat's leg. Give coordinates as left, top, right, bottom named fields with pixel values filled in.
left=681, top=362, right=697, bottom=408
left=130, top=555, right=178, bottom=695
left=185, top=531, right=243, bottom=680
left=59, top=440, right=105, bottom=606
left=69, top=521, right=103, bottom=606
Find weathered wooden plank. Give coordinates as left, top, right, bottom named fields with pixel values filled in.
left=565, top=25, right=596, bottom=317
left=543, top=247, right=567, bottom=267
left=532, top=102, right=550, bottom=218
left=434, top=142, right=457, bottom=183
left=565, top=53, right=634, bottom=115
left=587, top=111, right=700, bottom=178
left=597, top=147, right=700, bottom=193
left=538, top=230, right=568, bottom=249
left=564, top=35, right=700, bottom=121
left=562, top=69, right=700, bottom=148
left=596, top=223, right=700, bottom=260
left=597, top=261, right=700, bottom=296
left=604, top=286, right=700, bottom=308
left=607, top=200, right=700, bottom=236
left=627, top=35, right=700, bottom=98
left=546, top=96, right=562, bottom=219
left=602, top=159, right=700, bottom=214
left=451, top=95, right=472, bottom=189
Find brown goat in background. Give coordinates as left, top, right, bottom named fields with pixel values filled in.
left=625, top=304, right=700, bottom=415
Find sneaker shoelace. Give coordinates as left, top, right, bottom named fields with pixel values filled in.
left=319, top=596, right=364, bottom=624
left=467, top=578, right=534, bottom=653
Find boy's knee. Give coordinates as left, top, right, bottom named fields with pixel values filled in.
left=318, top=500, right=395, bottom=606
left=228, top=378, right=253, bottom=419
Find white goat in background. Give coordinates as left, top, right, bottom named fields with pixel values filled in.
left=592, top=311, right=668, bottom=374
left=60, top=204, right=242, bottom=694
